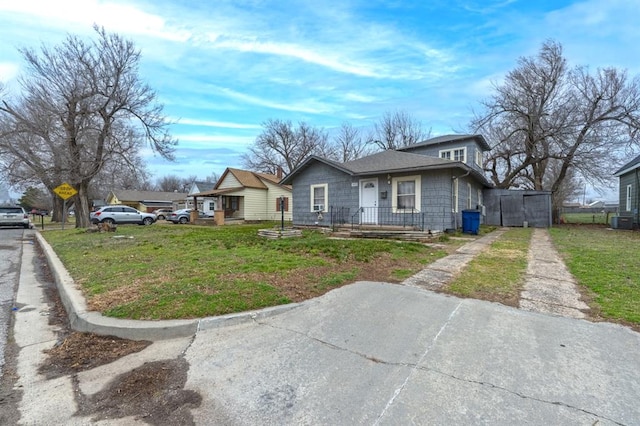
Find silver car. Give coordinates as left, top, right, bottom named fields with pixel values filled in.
left=0, top=206, right=30, bottom=229
left=90, top=205, right=156, bottom=226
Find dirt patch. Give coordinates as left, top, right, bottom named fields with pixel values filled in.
left=38, top=332, right=151, bottom=379
left=75, top=358, right=201, bottom=425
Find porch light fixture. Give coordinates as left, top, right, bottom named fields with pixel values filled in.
left=387, top=174, right=391, bottom=184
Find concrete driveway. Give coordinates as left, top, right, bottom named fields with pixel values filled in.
left=185, top=281, right=639, bottom=425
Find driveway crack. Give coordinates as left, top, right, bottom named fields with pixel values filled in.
left=420, top=366, right=626, bottom=425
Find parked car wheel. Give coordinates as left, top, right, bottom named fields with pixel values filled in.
left=178, top=216, right=188, bottom=224
left=102, top=218, right=115, bottom=225
left=157, top=214, right=166, bottom=220
left=142, top=217, right=154, bottom=226
left=23, top=223, right=30, bottom=229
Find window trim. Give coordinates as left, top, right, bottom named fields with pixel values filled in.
left=439, top=147, right=467, bottom=163
left=310, top=183, right=328, bottom=212
left=475, top=150, right=482, bottom=167
left=467, top=183, right=472, bottom=210
left=626, top=184, right=632, bottom=211
left=391, top=175, right=421, bottom=213
left=452, top=179, right=459, bottom=213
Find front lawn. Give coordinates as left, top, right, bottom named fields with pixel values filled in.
left=41, top=224, right=455, bottom=320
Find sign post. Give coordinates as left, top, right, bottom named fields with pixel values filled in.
left=53, top=183, right=78, bottom=230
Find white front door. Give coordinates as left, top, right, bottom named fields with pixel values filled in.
left=360, top=178, right=378, bottom=224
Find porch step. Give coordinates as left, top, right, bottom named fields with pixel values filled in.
left=348, top=230, right=437, bottom=242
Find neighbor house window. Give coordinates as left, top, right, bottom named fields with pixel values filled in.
left=392, top=175, right=421, bottom=212
left=311, top=184, right=328, bottom=212
left=452, top=178, right=459, bottom=213
left=276, top=197, right=289, bottom=212
left=626, top=184, right=632, bottom=211
left=467, top=183, right=472, bottom=209
left=440, top=147, right=466, bottom=163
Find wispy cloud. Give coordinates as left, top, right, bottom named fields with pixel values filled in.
left=174, top=118, right=261, bottom=130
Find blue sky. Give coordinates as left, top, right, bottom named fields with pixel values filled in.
left=0, top=0, right=638, bottom=198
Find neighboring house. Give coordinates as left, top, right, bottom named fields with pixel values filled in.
left=106, top=190, right=189, bottom=213
left=281, top=134, right=493, bottom=232
left=613, top=153, right=640, bottom=227
left=187, top=181, right=217, bottom=216
left=192, top=167, right=292, bottom=222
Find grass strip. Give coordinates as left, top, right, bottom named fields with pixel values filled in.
left=445, top=227, right=532, bottom=306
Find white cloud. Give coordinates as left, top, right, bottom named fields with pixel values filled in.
left=0, top=62, right=19, bottom=83
left=0, top=0, right=190, bottom=42
left=213, top=86, right=338, bottom=115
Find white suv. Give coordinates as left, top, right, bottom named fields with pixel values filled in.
left=90, top=206, right=156, bottom=226
left=0, top=206, right=30, bottom=229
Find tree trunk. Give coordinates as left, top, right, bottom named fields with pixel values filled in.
left=74, top=182, right=92, bottom=228
left=50, top=194, right=64, bottom=222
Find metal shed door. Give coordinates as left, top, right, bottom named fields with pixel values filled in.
left=500, top=195, right=524, bottom=226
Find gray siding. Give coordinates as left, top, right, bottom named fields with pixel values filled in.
left=290, top=162, right=357, bottom=226
left=291, top=162, right=487, bottom=231
left=619, top=170, right=640, bottom=225
left=404, top=140, right=484, bottom=172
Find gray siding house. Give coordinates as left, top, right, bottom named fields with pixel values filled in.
left=613, top=153, right=640, bottom=227
left=281, top=134, right=492, bottom=232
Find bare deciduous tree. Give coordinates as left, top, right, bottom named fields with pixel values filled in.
left=241, top=119, right=329, bottom=175
left=0, top=26, right=176, bottom=227
left=369, top=110, right=430, bottom=150
left=329, top=122, right=373, bottom=162
left=471, top=40, right=640, bottom=215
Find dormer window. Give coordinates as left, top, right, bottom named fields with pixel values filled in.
left=475, top=150, right=482, bottom=167
left=440, top=147, right=466, bottom=163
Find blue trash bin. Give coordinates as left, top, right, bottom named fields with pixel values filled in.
left=462, top=210, right=481, bottom=235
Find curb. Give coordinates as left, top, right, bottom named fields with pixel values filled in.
left=35, top=232, right=301, bottom=341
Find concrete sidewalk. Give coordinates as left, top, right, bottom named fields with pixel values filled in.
left=520, top=228, right=590, bottom=318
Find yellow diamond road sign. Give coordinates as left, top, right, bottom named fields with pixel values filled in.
left=54, top=183, right=78, bottom=200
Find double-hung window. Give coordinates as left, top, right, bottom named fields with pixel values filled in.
left=311, top=184, right=328, bottom=212
left=467, top=183, right=472, bottom=209
left=626, top=184, right=632, bottom=211
left=440, top=147, right=466, bottom=163
left=392, top=175, right=421, bottom=212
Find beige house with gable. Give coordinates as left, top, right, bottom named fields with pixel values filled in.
left=192, top=167, right=292, bottom=222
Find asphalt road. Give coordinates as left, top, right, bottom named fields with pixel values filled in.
left=0, top=227, right=26, bottom=378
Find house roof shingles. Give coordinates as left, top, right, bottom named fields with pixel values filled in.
left=282, top=150, right=491, bottom=186
left=614, top=153, right=640, bottom=176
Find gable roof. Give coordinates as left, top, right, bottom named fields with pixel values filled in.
left=613, top=153, right=640, bottom=176
left=193, top=167, right=291, bottom=196
left=109, top=190, right=188, bottom=202
left=190, top=181, right=216, bottom=193
left=281, top=150, right=491, bottom=186
left=398, top=134, right=491, bottom=152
